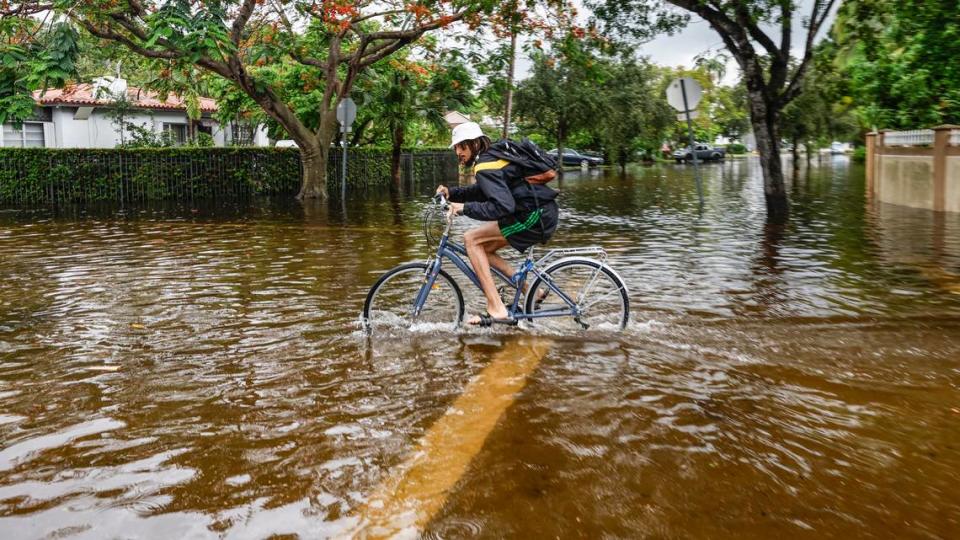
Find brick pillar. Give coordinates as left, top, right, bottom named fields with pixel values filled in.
left=865, top=132, right=877, bottom=197
left=932, top=125, right=958, bottom=212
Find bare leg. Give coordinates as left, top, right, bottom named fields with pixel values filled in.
left=463, top=222, right=511, bottom=322
left=486, top=244, right=515, bottom=281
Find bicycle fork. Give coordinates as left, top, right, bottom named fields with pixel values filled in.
left=411, top=258, right=442, bottom=318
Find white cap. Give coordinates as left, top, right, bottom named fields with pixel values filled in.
left=450, top=122, right=485, bottom=148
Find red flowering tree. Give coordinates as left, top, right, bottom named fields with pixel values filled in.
left=10, top=0, right=522, bottom=200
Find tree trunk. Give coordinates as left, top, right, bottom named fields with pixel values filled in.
left=748, top=94, right=789, bottom=219
left=298, top=143, right=328, bottom=200
left=791, top=134, right=800, bottom=176
left=296, top=110, right=338, bottom=200
left=390, top=121, right=404, bottom=189
left=556, top=140, right=565, bottom=179
left=502, top=32, right=517, bottom=140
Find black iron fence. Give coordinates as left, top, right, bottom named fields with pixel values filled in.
left=0, top=147, right=458, bottom=205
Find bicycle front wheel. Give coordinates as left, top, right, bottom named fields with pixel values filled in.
left=363, top=262, right=464, bottom=331
left=524, top=258, right=629, bottom=332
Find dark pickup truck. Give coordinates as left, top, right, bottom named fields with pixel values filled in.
left=673, top=143, right=726, bottom=163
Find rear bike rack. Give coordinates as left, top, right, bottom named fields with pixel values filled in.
left=533, top=246, right=607, bottom=268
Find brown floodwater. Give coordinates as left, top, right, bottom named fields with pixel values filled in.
left=1, top=156, right=959, bottom=539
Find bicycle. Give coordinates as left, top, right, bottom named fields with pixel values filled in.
left=361, top=194, right=629, bottom=332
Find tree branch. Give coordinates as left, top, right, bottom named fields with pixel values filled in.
left=232, top=0, right=258, bottom=46
left=79, top=21, right=181, bottom=60
left=781, top=0, right=837, bottom=105
left=779, top=0, right=791, bottom=60
left=733, top=2, right=780, bottom=58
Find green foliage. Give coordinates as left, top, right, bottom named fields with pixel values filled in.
left=726, top=143, right=747, bottom=155
left=782, top=40, right=858, bottom=149
left=0, top=147, right=456, bottom=205
left=599, top=58, right=674, bottom=168
left=851, top=146, right=866, bottom=163
left=514, top=39, right=608, bottom=152
left=1, top=20, right=81, bottom=125
left=835, top=0, right=960, bottom=129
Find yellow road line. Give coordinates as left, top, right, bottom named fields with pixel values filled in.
left=345, top=337, right=551, bottom=538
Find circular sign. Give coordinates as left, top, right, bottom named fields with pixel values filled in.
left=666, top=77, right=703, bottom=112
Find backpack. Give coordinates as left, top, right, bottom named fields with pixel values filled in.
left=487, top=138, right=558, bottom=184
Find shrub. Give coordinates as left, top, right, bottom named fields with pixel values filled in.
left=726, top=143, right=747, bottom=155
left=852, top=146, right=866, bottom=163
left=0, top=147, right=456, bottom=205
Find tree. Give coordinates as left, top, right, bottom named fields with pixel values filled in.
left=377, top=57, right=473, bottom=186
left=781, top=40, right=857, bottom=169
left=0, top=15, right=80, bottom=125
left=514, top=39, right=606, bottom=176
left=833, top=0, right=960, bottom=129
left=7, top=0, right=509, bottom=200
left=711, top=82, right=750, bottom=143
left=589, top=0, right=837, bottom=218
left=601, top=57, right=674, bottom=170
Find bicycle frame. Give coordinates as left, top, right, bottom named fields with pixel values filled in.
left=413, top=202, right=585, bottom=321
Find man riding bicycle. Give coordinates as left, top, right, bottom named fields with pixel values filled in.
left=436, top=122, right=559, bottom=326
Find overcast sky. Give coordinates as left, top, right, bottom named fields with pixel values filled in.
left=515, top=1, right=839, bottom=86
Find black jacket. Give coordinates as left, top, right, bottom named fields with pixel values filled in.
left=448, top=152, right=558, bottom=222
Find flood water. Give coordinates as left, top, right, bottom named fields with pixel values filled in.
left=1, top=156, right=959, bottom=539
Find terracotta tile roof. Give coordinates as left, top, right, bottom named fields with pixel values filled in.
left=33, top=83, right=218, bottom=113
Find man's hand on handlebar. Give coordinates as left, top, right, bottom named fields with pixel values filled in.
left=435, top=185, right=450, bottom=199
left=447, top=202, right=464, bottom=219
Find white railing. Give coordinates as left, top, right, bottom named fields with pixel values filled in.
left=950, top=129, right=960, bottom=146
left=884, top=129, right=935, bottom=146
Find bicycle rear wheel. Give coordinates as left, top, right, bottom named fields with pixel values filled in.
left=524, top=258, right=629, bottom=332
left=363, top=262, right=464, bottom=331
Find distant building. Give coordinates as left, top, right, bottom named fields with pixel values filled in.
left=444, top=110, right=472, bottom=129
left=0, top=78, right=268, bottom=148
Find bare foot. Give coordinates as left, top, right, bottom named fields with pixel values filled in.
left=467, top=307, right=510, bottom=326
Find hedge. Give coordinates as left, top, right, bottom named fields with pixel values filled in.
left=0, top=147, right=457, bottom=205
left=726, top=143, right=748, bottom=155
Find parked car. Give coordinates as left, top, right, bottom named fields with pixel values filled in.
left=673, top=143, right=725, bottom=163
left=547, top=148, right=605, bottom=167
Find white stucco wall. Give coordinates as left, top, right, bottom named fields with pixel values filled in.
left=52, top=107, right=119, bottom=147
left=32, top=106, right=267, bottom=148
left=45, top=106, right=252, bottom=148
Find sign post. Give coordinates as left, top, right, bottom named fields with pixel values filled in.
left=336, top=97, right=357, bottom=198
left=666, top=77, right=704, bottom=206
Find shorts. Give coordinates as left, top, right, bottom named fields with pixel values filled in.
left=498, top=201, right=559, bottom=253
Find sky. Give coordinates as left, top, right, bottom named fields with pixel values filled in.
left=515, top=1, right=839, bottom=87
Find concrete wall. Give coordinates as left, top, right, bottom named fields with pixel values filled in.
left=866, top=126, right=960, bottom=213
left=947, top=156, right=960, bottom=214
left=876, top=155, right=936, bottom=210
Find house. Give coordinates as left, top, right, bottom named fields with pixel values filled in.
left=0, top=78, right=269, bottom=148
left=444, top=110, right=472, bottom=129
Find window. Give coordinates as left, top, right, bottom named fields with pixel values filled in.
left=230, top=122, right=255, bottom=146
left=2, top=122, right=45, bottom=147
left=163, top=123, right=187, bottom=145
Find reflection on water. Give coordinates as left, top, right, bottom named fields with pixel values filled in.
left=1, top=156, right=959, bottom=538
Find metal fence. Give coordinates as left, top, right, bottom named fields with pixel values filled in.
left=0, top=147, right=458, bottom=206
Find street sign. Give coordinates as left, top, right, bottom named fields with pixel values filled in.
left=666, top=77, right=705, bottom=206
left=666, top=77, right=703, bottom=112
left=336, top=97, right=357, bottom=132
